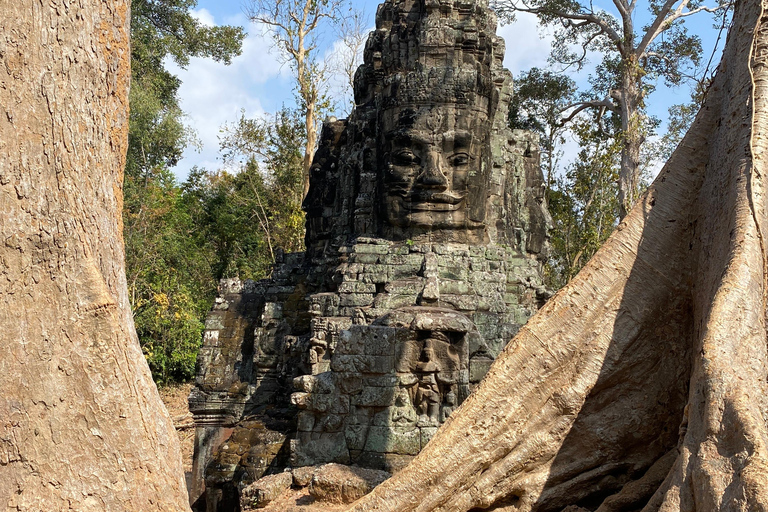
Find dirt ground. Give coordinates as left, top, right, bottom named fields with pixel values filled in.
left=250, top=487, right=350, bottom=512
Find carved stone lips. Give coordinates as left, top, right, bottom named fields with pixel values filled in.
left=405, top=192, right=465, bottom=211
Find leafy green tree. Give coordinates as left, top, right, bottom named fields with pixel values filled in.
left=217, top=107, right=307, bottom=271
left=494, top=0, right=731, bottom=218
left=128, top=0, right=244, bottom=179
left=545, top=121, right=621, bottom=289
left=124, top=168, right=217, bottom=384
left=510, top=68, right=577, bottom=189
left=181, top=167, right=273, bottom=280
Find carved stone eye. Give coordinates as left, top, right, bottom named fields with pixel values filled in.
left=449, top=152, right=470, bottom=166
left=392, top=149, right=420, bottom=166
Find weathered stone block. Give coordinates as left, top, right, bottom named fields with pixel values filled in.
left=203, top=330, right=219, bottom=346
left=338, top=374, right=363, bottom=394
left=384, top=278, right=424, bottom=295
left=354, top=386, right=397, bottom=407
left=205, top=314, right=226, bottom=330
left=240, top=471, right=292, bottom=510
left=470, top=358, right=494, bottom=383
left=470, top=258, right=488, bottom=271
left=433, top=243, right=470, bottom=256
left=361, top=327, right=398, bottom=356
left=293, top=372, right=334, bottom=394
left=485, top=246, right=505, bottom=261
left=353, top=243, right=391, bottom=254
left=373, top=293, right=418, bottom=310
left=409, top=243, right=432, bottom=253
left=344, top=424, right=369, bottom=451
left=262, top=302, right=282, bottom=320
left=339, top=293, right=374, bottom=307
left=438, top=266, right=468, bottom=280
left=290, top=433, right=350, bottom=467
left=297, top=411, right=315, bottom=432
left=364, top=375, right=399, bottom=387
left=439, top=280, right=472, bottom=295
left=422, top=276, right=440, bottom=301
left=332, top=355, right=395, bottom=374
left=316, top=413, right=344, bottom=432
left=420, top=427, right=438, bottom=449
left=351, top=253, right=379, bottom=264
left=308, top=464, right=390, bottom=504
left=439, top=294, right=479, bottom=311
left=469, top=245, right=486, bottom=257
left=291, top=392, right=349, bottom=415
left=336, top=329, right=364, bottom=355
left=363, top=426, right=420, bottom=455
left=337, top=281, right=377, bottom=293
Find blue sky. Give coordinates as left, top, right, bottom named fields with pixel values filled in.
left=167, top=0, right=727, bottom=181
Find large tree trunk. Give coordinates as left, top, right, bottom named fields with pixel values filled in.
left=0, top=1, right=190, bottom=510
left=348, top=0, right=768, bottom=510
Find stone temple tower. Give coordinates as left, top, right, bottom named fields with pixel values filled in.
left=188, top=0, right=551, bottom=509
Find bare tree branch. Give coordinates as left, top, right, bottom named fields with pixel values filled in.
left=503, top=0, right=623, bottom=43
left=559, top=98, right=619, bottom=125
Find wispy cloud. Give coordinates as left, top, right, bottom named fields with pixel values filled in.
left=498, top=12, right=554, bottom=75
left=168, top=11, right=289, bottom=180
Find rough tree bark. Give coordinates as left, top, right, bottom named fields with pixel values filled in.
left=0, top=1, right=190, bottom=510
left=348, top=0, right=768, bottom=509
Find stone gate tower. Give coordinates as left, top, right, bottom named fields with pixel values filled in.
left=188, top=0, right=551, bottom=509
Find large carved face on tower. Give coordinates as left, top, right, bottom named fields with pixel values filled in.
left=379, top=103, right=489, bottom=243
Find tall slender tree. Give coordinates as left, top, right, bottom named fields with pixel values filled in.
left=246, top=0, right=345, bottom=198
left=494, top=0, right=731, bottom=218
left=0, top=0, right=189, bottom=509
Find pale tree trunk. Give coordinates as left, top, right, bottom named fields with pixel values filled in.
left=348, top=0, right=768, bottom=509
left=304, top=98, right=316, bottom=198
left=618, top=61, right=643, bottom=221
left=0, top=1, right=189, bottom=511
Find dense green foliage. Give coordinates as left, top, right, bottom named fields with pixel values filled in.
left=125, top=0, right=245, bottom=383
left=124, top=168, right=216, bottom=383
left=545, top=122, right=621, bottom=289
left=218, top=108, right=307, bottom=267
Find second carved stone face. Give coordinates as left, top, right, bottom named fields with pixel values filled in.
left=379, top=104, right=488, bottom=241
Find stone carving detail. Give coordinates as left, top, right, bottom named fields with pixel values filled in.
left=188, top=0, right=552, bottom=509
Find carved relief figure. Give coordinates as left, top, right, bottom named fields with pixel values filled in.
left=390, top=387, right=418, bottom=427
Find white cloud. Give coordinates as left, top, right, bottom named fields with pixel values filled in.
left=498, top=12, right=554, bottom=75
left=168, top=13, right=290, bottom=181
left=190, top=8, right=215, bottom=28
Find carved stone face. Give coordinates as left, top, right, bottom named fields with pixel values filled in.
left=379, top=104, right=488, bottom=240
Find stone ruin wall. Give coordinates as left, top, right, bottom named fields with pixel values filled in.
left=187, top=0, right=553, bottom=510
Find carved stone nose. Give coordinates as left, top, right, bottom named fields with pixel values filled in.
left=418, top=151, right=448, bottom=189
